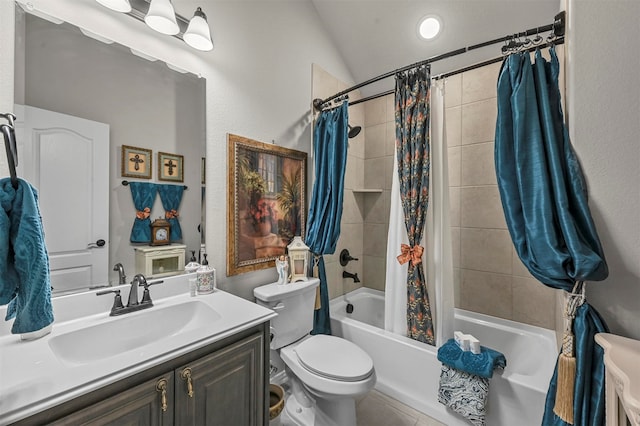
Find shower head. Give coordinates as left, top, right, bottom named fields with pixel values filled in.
left=348, top=124, right=361, bottom=139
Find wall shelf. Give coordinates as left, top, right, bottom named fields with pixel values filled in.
left=352, top=189, right=383, bottom=193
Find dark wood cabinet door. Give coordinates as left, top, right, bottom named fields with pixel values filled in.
left=50, top=372, right=174, bottom=426
left=174, top=332, right=264, bottom=426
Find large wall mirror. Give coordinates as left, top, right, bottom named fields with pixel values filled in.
left=14, top=8, right=206, bottom=295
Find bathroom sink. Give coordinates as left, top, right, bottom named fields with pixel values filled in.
left=48, top=300, right=221, bottom=364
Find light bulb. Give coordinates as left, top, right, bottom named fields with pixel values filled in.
left=145, top=0, right=179, bottom=35
left=184, top=7, right=213, bottom=51
left=418, top=15, right=442, bottom=40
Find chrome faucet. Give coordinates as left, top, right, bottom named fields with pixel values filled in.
left=113, top=263, right=127, bottom=285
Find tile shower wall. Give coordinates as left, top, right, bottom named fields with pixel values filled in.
left=362, top=95, right=395, bottom=292
left=447, top=60, right=559, bottom=330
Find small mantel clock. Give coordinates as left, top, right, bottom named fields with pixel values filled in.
left=150, top=218, right=171, bottom=246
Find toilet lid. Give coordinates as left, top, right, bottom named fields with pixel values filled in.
left=294, top=335, right=374, bottom=382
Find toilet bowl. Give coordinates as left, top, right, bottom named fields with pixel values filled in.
left=254, top=278, right=376, bottom=426
left=281, top=335, right=375, bottom=398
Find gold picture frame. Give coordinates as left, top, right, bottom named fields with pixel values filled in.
left=227, top=133, right=307, bottom=276
left=158, top=152, right=184, bottom=182
left=121, top=145, right=152, bottom=179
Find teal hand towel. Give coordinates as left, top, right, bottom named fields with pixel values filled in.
left=0, top=178, right=54, bottom=334
left=437, top=338, right=506, bottom=379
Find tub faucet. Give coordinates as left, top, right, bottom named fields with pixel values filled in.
left=342, top=270, right=361, bottom=283
left=113, top=263, right=126, bottom=285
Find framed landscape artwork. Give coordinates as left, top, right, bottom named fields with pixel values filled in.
left=227, top=133, right=307, bottom=276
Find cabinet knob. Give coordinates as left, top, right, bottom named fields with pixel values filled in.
left=156, top=378, right=168, bottom=412
left=181, top=367, right=195, bottom=398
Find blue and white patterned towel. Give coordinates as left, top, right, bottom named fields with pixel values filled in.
left=438, top=365, right=489, bottom=426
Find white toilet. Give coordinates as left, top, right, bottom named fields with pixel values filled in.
left=254, top=278, right=376, bottom=426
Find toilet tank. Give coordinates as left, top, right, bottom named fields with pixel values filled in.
left=253, top=278, right=320, bottom=349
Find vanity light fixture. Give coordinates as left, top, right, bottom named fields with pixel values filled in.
left=144, top=0, right=179, bottom=35
left=95, top=0, right=132, bottom=13
left=184, top=8, right=214, bottom=51
left=94, top=0, right=214, bottom=52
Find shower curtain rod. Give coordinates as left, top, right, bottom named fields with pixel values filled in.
left=350, top=35, right=565, bottom=107
left=313, top=11, right=565, bottom=111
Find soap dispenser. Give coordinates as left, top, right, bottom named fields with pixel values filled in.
left=196, top=253, right=216, bottom=294
left=185, top=250, right=200, bottom=274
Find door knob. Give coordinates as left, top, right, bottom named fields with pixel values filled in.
left=87, top=239, right=106, bottom=248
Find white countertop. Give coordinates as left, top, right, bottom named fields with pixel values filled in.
left=595, top=333, right=640, bottom=426
left=0, top=275, right=276, bottom=425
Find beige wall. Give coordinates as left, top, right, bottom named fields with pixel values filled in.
left=567, top=0, right=640, bottom=340
left=0, top=1, right=357, bottom=302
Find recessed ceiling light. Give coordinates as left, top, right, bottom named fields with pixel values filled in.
left=418, top=15, right=442, bottom=40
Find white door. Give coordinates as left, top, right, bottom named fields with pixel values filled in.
left=14, top=104, right=109, bottom=294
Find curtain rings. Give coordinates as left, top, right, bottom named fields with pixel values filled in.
left=507, top=34, right=520, bottom=54
left=533, top=27, right=544, bottom=45
left=501, top=38, right=510, bottom=55
left=320, top=94, right=349, bottom=111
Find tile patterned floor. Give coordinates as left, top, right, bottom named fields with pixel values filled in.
left=278, top=388, right=444, bottom=426
left=356, top=390, right=446, bottom=426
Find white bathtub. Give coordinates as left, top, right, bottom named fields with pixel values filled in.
left=330, top=288, right=557, bottom=426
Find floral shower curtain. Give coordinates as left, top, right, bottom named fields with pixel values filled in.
left=386, top=81, right=453, bottom=346
left=394, top=66, right=435, bottom=345
left=306, top=101, right=349, bottom=335
left=157, top=184, right=184, bottom=241
left=129, top=182, right=157, bottom=243
left=495, top=47, right=609, bottom=426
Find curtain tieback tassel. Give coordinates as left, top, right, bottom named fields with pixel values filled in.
left=136, top=207, right=151, bottom=220
left=554, top=326, right=576, bottom=424
left=397, top=244, right=424, bottom=266
left=553, top=281, right=585, bottom=425
left=165, top=209, right=179, bottom=219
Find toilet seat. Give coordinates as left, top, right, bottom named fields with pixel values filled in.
left=293, top=335, right=374, bottom=382
left=280, top=335, right=376, bottom=399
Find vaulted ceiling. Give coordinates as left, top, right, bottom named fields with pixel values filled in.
left=309, top=0, right=562, bottom=96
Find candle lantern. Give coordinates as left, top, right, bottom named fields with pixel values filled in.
left=287, top=236, right=309, bottom=282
